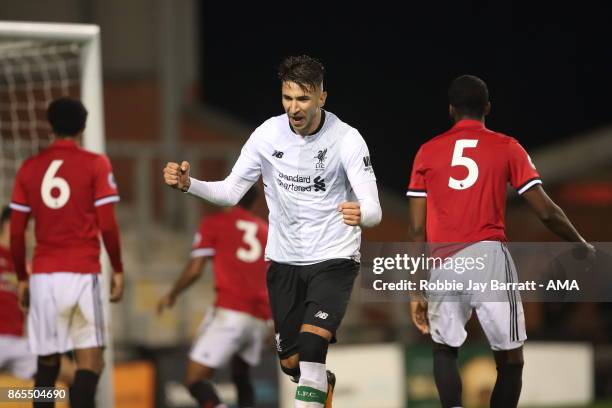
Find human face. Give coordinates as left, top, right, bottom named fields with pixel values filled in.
left=282, top=81, right=327, bottom=136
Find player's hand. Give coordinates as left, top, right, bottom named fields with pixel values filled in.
left=163, top=161, right=191, bottom=192
left=156, top=294, right=176, bottom=315
left=110, top=273, right=124, bottom=303
left=338, top=202, right=361, bottom=226
left=573, top=242, right=597, bottom=271
left=17, top=281, right=29, bottom=310
left=410, top=298, right=429, bottom=335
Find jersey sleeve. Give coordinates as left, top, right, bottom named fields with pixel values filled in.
left=10, top=164, right=31, bottom=213
left=191, top=217, right=216, bottom=258
left=507, top=138, right=542, bottom=194
left=406, top=146, right=427, bottom=197
left=93, top=155, right=120, bottom=207
left=230, top=131, right=262, bottom=182
left=340, top=130, right=377, bottom=188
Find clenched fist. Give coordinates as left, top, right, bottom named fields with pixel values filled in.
left=163, top=161, right=191, bottom=192
left=338, top=201, right=361, bottom=226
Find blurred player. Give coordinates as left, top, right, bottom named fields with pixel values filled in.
left=164, top=55, right=382, bottom=408
left=407, top=75, right=594, bottom=408
left=0, top=206, right=36, bottom=380
left=157, top=187, right=270, bottom=408
left=10, top=98, right=124, bottom=408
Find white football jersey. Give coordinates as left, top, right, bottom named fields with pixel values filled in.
left=231, top=110, right=376, bottom=264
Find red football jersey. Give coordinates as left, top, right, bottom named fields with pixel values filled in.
left=0, top=245, right=24, bottom=336
left=192, top=206, right=270, bottom=320
left=407, top=119, right=541, bottom=243
left=10, top=139, right=119, bottom=274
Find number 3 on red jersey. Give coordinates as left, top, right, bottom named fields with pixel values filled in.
left=236, top=220, right=262, bottom=263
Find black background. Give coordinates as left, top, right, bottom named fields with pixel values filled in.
left=200, top=1, right=612, bottom=192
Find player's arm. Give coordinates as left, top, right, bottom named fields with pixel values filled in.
left=157, top=256, right=208, bottom=315
left=407, top=197, right=429, bottom=334
left=406, top=147, right=429, bottom=334
left=507, top=139, right=593, bottom=253
left=338, top=131, right=382, bottom=227
left=164, top=132, right=261, bottom=206
left=522, top=185, right=593, bottom=251
left=339, top=181, right=382, bottom=227
left=9, top=209, right=29, bottom=282
left=96, top=203, right=124, bottom=302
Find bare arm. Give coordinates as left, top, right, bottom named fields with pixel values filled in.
left=157, top=256, right=208, bottom=314
left=521, top=185, right=588, bottom=244
left=407, top=197, right=429, bottom=334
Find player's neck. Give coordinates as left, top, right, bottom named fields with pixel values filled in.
left=454, top=115, right=485, bottom=124
left=55, top=136, right=81, bottom=146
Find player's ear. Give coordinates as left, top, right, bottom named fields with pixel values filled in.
left=319, top=89, right=327, bottom=108
left=484, top=102, right=491, bottom=116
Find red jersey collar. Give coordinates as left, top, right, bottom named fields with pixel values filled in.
left=452, top=119, right=485, bottom=130
left=50, top=138, right=79, bottom=149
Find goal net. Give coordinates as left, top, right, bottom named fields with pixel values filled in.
left=0, top=21, right=111, bottom=407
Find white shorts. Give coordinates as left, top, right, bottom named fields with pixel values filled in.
left=427, top=242, right=527, bottom=351
left=189, top=307, right=269, bottom=368
left=28, top=273, right=106, bottom=356
left=0, top=335, right=36, bottom=379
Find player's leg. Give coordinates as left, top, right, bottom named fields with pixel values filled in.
left=2, top=336, right=37, bottom=380
left=299, top=259, right=360, bottom=408
left=432, top=342, right=462, bottom=408
left=184, top=360, right=223, bottom=408
left=63, top=273, right=108, bottom=408
left=474, top=243, right=526, bottom=407
left=427, top=272, right=473, bottom=408
left=71, top=347, right=104, bottom=408
left=28, top=274, right=63, bottom=407
left=230, top=356, right=254, bottom=408
left=34, top=354, right=61, bottom=408
left=187, top=307, right=247, bottom=407
left=490, top=347, right=524, bottom=408
left=266, top=262, right=306, bottom=382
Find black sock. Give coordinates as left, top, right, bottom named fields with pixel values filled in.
left=70, top=369, right=100, bottom=408
left=34, top=361, right=60, bottom=408
left=188, top=380, right=221, bottom=407
left=232, top=373, right=254, bottom=408
left=433, top=343, right=462, bottom=408
left=490, top=363, right=523, bottom=408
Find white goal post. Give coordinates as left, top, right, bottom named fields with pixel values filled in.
left=0, top=21, right=112, bottom=408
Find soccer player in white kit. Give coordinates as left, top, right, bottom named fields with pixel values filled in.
left=406, top=75, right=594, bottom=408
left=164, top=55, right=382, bottom=408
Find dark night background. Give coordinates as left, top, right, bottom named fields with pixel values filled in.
left=200, top=1, right=612, bottom=193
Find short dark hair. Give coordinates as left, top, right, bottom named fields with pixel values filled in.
left=1, top=206, right=10, bottom=226
left=278, top=55, right=325, bottom=92
left=238, top=187, right=259, bottom=210
left=47, top=97, right=88, bottom=136
left=448, top=75, right=489, bottom=118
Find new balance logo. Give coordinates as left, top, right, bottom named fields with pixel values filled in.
left=314, top=311, right=329, bottom=320
left=313, top=176, right=326, bottom=192
left=272, top=150, right=284, bottom=158
left=275, top=333, right=282, bottom=352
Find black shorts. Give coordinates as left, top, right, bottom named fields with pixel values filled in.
left=267, top=258, right=359, bottom=359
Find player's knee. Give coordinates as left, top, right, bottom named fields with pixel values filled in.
left=494, top=347, right=524, bottom=367
left=298, top=331, right=329, bottom=363
left=433, top=342, right=459, bottom=359
left=38, top=354, right=60, bottom=366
